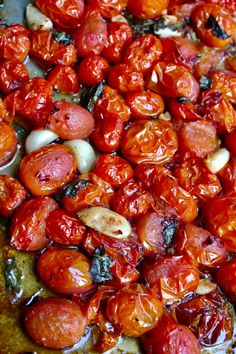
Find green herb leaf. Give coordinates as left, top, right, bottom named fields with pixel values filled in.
left=80, top=80, right=105, bottom=112
left=90, top=245, right=114, bottom=283
left=199, top=76, right=213, bottom=91
left=162, top=218, right=178, bottom=248
left=176, top=97, right=191, bottom=104
left=12, top=122, right=28, bottom=143
left=1, top=257, right=22, bottom=291
left=54, top=178, right=91, bottom=202
left=52, top=31, right=73, bottom=46
left=205, top=15, right=229, bottom=40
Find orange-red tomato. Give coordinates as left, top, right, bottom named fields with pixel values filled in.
left=102, top=22, right=133, bottom=64
left=225, top=56, right=236, bottom=71
left=10, top=197, right=58, bottom=251
left=208, top=70, right=236, bottom=104
left=112, top=180, right=153, bottom=219
left=122, top=120, right=178, bottom=165
left=191, top=4, right=236, bottom=48
left=168, top=98, right=202, bottom=123
left=0, top=175, right=27, bottom=217
left=0, top=24, right=30, bottom=62
left=127, top=0, right=169, bottom=19
left=225, top=130, right=236, bottom=156
left=24, top=298, right=87, bottom=349
left=143, top=255, right=200, bottom=304
left=93, top=154, right=133, bottom=188
left=147, top=62, right=200, bottom=101
left=175, top=224, right=227, bottom=268
left=47, top=101, right=95, bottom=140
left=19, top=144, right=76, bottom=196
left=0, top=60, right=29, bottom=95
left=193, top=45, right=224, bottom=78
left=108, top=63, right=144, bottom=94
left=37, top=248, right=92, bottom=294
left=218, top=158, right=236, bottom=196
left=72, top=7, right=107, bottom=57
left=30, top=30, right=77, bottom=68
left=47, top=65, right=79, bottom=94
left=168, top=1, right=204, bottom=19
left=0, top=98, right=6, bottom=121
left=87, top=0, right=127, bottom=18
left=206, top=0, right=236, bottom=12
left=46, top=209, right=86, bottom=245
left=134, top=163, right=161, bottom=190
left=35, top=0, right=85, bottom=30
left=0, top=122, right=17, bottom=167
left=215, top=258, right=236, bottom=303
left=106, top=284, right=163, bottom=337
left=77, top=54, right=109, bottom=87
left=125, top=91, right=164, bottom=119
left=203, top=196, right=236, bottom=252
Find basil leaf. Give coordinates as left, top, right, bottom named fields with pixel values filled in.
left=2, top=257, right=22, bottom=291
left=205, top=15, right=229, bottom=40
left=176, top=97, right=191, bottom=104
left=162, top=218, right=178, bottom=248
left=80, top=80, right=105, bottom=113
left=199, top=76, right=213, bottom=91
left=52, top=31, right=74, bottom=46
left=90, top=245, right=114, bottom=283
left=54, top=178, right=91, bottom=202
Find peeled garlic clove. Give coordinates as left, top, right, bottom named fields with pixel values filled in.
left=77, top=207, right=131, bottom=239
left=26, top=4, right=53, bottom=31
left=205, top=148, right=230, bottom=174
left=25, top=129, right=58, bottom=154
left=195, top=279, right=217, bottom=295
left=64, top=139, right=96, bottom=173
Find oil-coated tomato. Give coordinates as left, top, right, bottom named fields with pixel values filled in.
left=0, top=122, right=17, bottom=167
left=208, top=70, right=236, bottom=104
left=10, top=197, right=58, bottom=251
left=147, top=62, right=200, bottom=101
left=168, top=98, right=202, bottom=123
left=203, top=196, right=236, bottom=252
left=225, top=131, right=236, bottom=156
left=175, top=291, right=234, bottom=346
left=218, top=158, right=236, bottom=196
left=225, top=56, right=236, bottom=71
left=102, top=22, right=132, bottom=64
left=168, top=1, right=204, bottom=19
left=123, top=34, right=162, bottom=74
left=30, top=30, right=77, bottom=68
left=37, top=248, right=92, bottom=294
left=206, top=0, right=236, bottom=12
left=141, top=314, right=201, bottom=354
left=35, top=0, right=85, bottom=30
left=143, top=255, right=200, bottom=304
left=126, top=91, right=164, bottom=120
left=47, top=101, right=95, bottom=140
left=112, top=180, right=153, bottom=219
left=193, top=46, right=224, bottom=78
left=106, top=284, right=163, bottom=337
left=191, top=4, right=236, bottom=48
left=215, top=258, right=236, bottom=303
left=72, top=7, right=107, bottom=57
left=93, top=154, right=133, bottom=188
left=134, top=163, right=161, bottom=190
left=122, top=120, right=178, bottom=165
left=0, top=175, right=27, bottom=217
left=87, top=0, right=127, bottom=19
left=0, top=60, right=29, bottom=95
left=108, top=63, right=144, bottom=94
left=24, top=298, right=87, bottom=349
left=127, top=0, right=169, bottom=19
left=175, top=224, right=227, bottom=268
left=4, top=77, right=53, bottom=129
left=0, top=24, right=30, bottom=62
left=0, top=98, right=6, bottom=121
left=46, top=209, right=86, bottom=245
left=47, top=65, right=79, bottom=94
left=77, top=54, right=109, bottom=87
left=19, top=144, right=76, bottom=196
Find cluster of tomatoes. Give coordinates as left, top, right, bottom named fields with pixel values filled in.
left=0, top=0, right=236, bottom=353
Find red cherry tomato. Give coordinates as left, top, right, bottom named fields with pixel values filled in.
left=225, top=55, right=236, bottom=71
left=47, top=65, right=79, bottom=94
left=19, top=144, right=76, bottom=197
left=169, top=98, right=202, bottom=123
left=0, top=24, right=30, bottom=62
left=10, top=197, right=58, bottom=251
left=108, top=63, right=144, bottom=94
left=168, top=1, right=204, bottom=19
left=225, top=130, right=236, bottom=156
left=208, top=70, right=236, bottom=104
left=0, top=122, right=17, bottom=167
left=0, top=175, right=27, bottom=217
left=87, top=0, right=127, bottom=19
left=215, top=258, right=236, bottom=303
left=125, top=91, right=164, bottom=120
left=193, top=46, right=225, bottom=78
left=78, top=54, right=109, bottom=87
left=127, top=0, right=169, bottom=19
left=0, top=98, right=6, bottom=121
left=206, top=0, right=236, bottom=12
left=218, top=158, right=236, bottom=196
left=0, top=60, right=29, bottom=95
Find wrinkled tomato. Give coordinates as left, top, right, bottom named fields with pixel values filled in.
left=108, top=63, right=144, bottom=94
left=78, top=54, right=109, bottom=87
left=218, top=158, right=236, bottom=196
left=0, top=24, right=30, bottom=62
left=127, top=0, right=169, bottom=19
left=47, top=65, right=79, bottom=94
left=0, top=122, right=17, bottom=167
left=208, top=70, right=236, bottom=104
left=87, top=0, right=127, bottom=19
left=0, top=60, right=29, bottom=95
left=0, top=175, right=27, bottom=217
left=215, top=258, right=236, bottom=303
left=126, top=90, right=164, bottom=119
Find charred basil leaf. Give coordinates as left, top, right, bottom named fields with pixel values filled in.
left=90, top=245, right=114, bottom=283
left=176, top=96, right=191, bottom=104
left=205, top=15, right=230, bottom=40
left=2, top=257, right=22, bottom=291
left=162, top=218, right=178, bottom=247
left=52, top=31, right=74, bottom=45
left=80, top=80, right=105, bottom=112
left=55, top=178, right=91, bottom=202
left=199, top=76, right=213, bottom=91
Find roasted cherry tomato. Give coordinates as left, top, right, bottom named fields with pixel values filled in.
left=47, top=65, right=79, bottom=94
left=122, top=120, right=178, bottom=165
left=169, top=98, right=202, bottom=123
left=24, top=298, right=87, bottom=349
left=203, top=196, right=236, bottom=252
left=35, top=0, right=85, bottom=30
left=193, top=45, right=224, bottom=78
left=206, top=0, right=236, bottom=12
left=0, top=60, right=29, bottom=95
left=215, top=258, right=236, bottom=303
left=93, top=154, right=133, bottom=188
left=168, top=1, right=204, bottom=19
left=37, top=248, right=92, bottom=294
left=108, top=63, right=144, bottom=94
left=225, top=55, right=236, bottom=71
left=225, top=130, right=236, bottom=156
left=125, top=90, right=164, bottom=119
left=87, top=0, right=127, bottom=18
left=134, top=163, right=163, bottom=190
left=127, top=0, right=169, bottom=19
left=208, top=70, right=236, bottom=104
left=102, top=22, right=133, bottom=64
left=0, top=175, right=27, bottom=217
left=78, top=54, right=109, bottom=87
left=47, top=101, right=95, bottom=140
left=0, top=24, right=30, bottom=62
left=143, top=255, right=200, bottom=304
left=10, top=197, right=58, bottom=251
left=0, top=122, right=17, bottom=167
left=191, top=4, right=236, bottom=48
left=72, top=7, right=107, bottom=57
left=175, top=291, right=234, bottom=346
left=218, top=158, right=236, bottom=196
left=19, top=144, right=76, bottom=196
left=106, top=284, right=163, bottom=337
left=0, top=98, right=6, bottom=121
left=45, top=209, right=86, bottom=245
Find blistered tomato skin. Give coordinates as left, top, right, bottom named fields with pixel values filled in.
left=19, top=144, right=76, bottom=197
left=47, top=65, right=79, bottom=94
left=10, top=197, right=58, bottom=252
left=108, top=64, right=144, bottom=94
left=0, top=60, right=29, bottom=95
left=215, top=258, right=236, bottom=303
left=218, top=158, right=236, bottom=196
left=0, top=24, right=30, bottom=62
left=209, top=70, right=236, bottom=104
left=0, top=122, right=18, bottom=167
left=225, top=131, right=236, bottom=156
left=169, top=99, right=202, bottom=123
left=127, top=0, right=169, bottom=19
left=126, top=91, right=165, bottom=119
left=87, top=0, right=127, bottom=19
left=24, top=298, right=87, bottom=350
left=78, top=54, right=109, bottom=87
left=0, top=175, right=27, bottom=217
